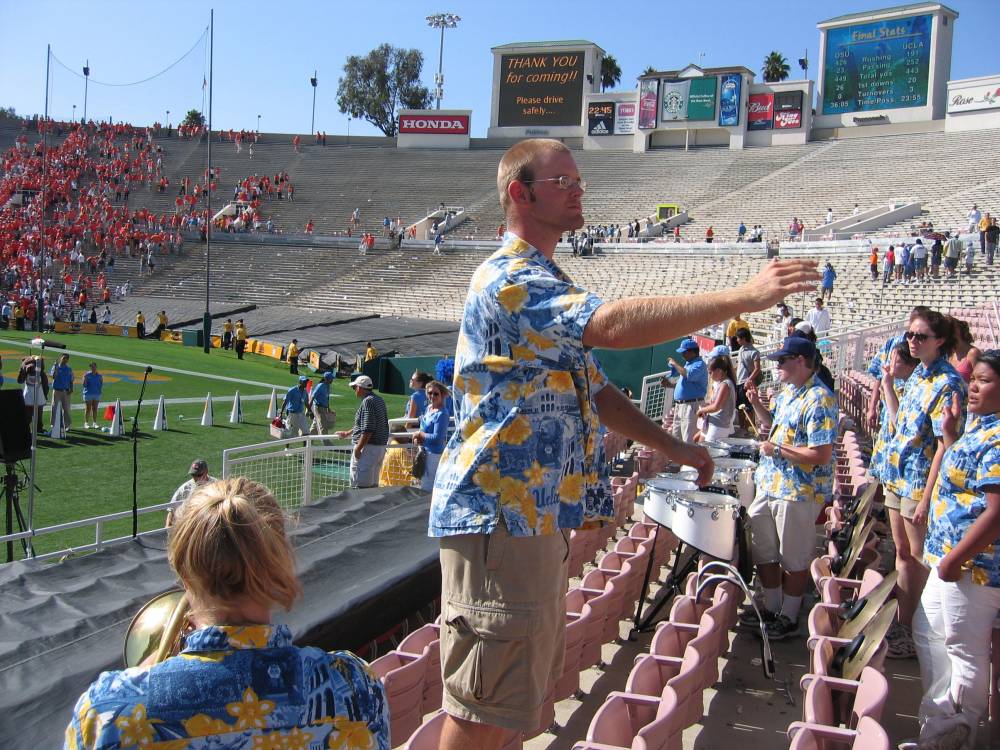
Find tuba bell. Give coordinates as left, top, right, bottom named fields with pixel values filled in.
left=123, top=590, right=190, bottom=668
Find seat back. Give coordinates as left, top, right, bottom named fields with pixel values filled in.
left=370, top=650, right=428, bottom=747
left=556, top=607, right=590, bottom=702
left=397, top=624, right=442, bottom=715
left=851, top=668, right=889, bottom=728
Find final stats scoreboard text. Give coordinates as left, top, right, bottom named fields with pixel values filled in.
left=822, top=14, right=932, bottom=115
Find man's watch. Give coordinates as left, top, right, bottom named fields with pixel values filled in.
left=774, top=444, right=783, bottom=460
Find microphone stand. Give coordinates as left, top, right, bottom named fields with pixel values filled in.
left=131, top=366, right=152, bottom=537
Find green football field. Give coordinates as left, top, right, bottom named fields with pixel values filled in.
left=0, top=330, right=409, bottom=560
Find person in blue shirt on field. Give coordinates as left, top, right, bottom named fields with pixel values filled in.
left=81, top=362, right=104, bottom=429
left=413, top=380, right=450, bottom=491
left=49, top=353, right=74, bottom=433
left=308, top=371, right=336, bottom=436
left=280, top=376, right=310, bottom=438
left=666, top=338, right=708, bottom=442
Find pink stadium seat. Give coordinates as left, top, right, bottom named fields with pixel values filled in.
left=626, top=629, right=712, bottom=728
left=556, top=606, right=591, bottom=701
left=820, top=568, right=884, bottom=606
left=787, top=715, right=890, bottom=750
left=569, top=529, right=591, bottom=579
left=570, top=585, right=614, bottom=669
left=396, top=624, right=442, bottom=714
left=404, top=711, right=523, bottom=750
left=582, top=567, right=629, bottom=642
left=574, top=685, right=686, bottom=750
left=369, top=649, right=429, bottom=747
left=798, top=667, right=889, bottom=729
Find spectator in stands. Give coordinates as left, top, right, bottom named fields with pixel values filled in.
left=965, top=238, right=976, bottom=275
left=292, top=134, right=301, bottom=152
left=305, top=219, right=314, bottom=235
left=429, top=138, right=818, bottom=749
left=899, top=243, right=911, bottom=283
left=287, top=338, right=300, bottom=375
left=101, top=306, right=112, bottom=325
left=853, top=203, right=861, bottom=216
left=49, top=353, right=73, bottom=433
left=820, top=261, right=836, bottom=301
left=737, top=222, right=746, bottom=242
left=165, top=459, right=218, bottom=527
left=825, top=208, right=833, bottom=225
left=986, top=218, right=999, bottom=266
left=788, top=217, right=800, bottom=241
left=881, top=309, right=966, bottom=659
left=335, top=375, right=389, bottom=489
left=742, top=336, right=837, bottom=640
left=967, top=205, right=981, bottom=236
left=222, top=318, right=233, bottom=350
left=413, top=380, right=450, bottom=491
left=280, top=376, right=311, bottom=438
left=774, top=303, right=793, bottom=342
left=884, top=245, right=896, bottom=284
left=727, top=312, right=749, bottom=351
left=308, top=371, right=337, bottom=436
left=81, top=362, right=103, bottom=429
left=950, top=317, right=982, bottom=385
left=705, top=226, right=714, bottom=243
left=911, top=350, right=1000, bottom=750
left=870, top=245, right=879, bottom=281
left=696, top=355, right=737, bottom=442
left=18, top=356, right=48, bottom=432
left=405, top=370, right=433, bottom=420
left=806, top=298, right=832, bottom=336
left=667, top=339, right=708, bottom=443
left=135, top=310, right=146, bottom=339
left=913, top=239, right=928, bottom=283
left=69, top=477, right=389, bottom=749
left=434, top=230, right=444, bottom=255
left=234, top=319, right=248, bottom=360
left=944, top=232, right=962, bottom=279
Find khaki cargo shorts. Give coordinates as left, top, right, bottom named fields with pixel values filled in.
left=439, top=517, right=570, bottom=732
left=883, top=488, right=919, bottom=520
left=748, top=491, right=818, bottom=572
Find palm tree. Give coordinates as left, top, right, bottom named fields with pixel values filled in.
left=762, top=52, right=790, bottom=82
left=640, top=66, right=657, bottom=77
left=601, top=55, right=622, bottom=92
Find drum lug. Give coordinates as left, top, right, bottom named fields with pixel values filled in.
left=711, top=510, right=719, bottom=521
left=688, top=507, right=695, bottom=518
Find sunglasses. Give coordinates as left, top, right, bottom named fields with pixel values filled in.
left=904, top=331, right=936, bottom=343
left=426, top=390, right=443, bottom=396
left=776, top=355, right=800, bottom=365
left=525, top=175, right=588, bottom=192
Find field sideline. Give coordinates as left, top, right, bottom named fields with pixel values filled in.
left=0, top=330, right=409, bottom=559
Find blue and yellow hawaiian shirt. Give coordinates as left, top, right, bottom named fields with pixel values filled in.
left=64, top=624, right=389, bottom=750
left=430, top=233, right=613, bottom=537
left=866, top=334, right=906, bottom=381
left=871, top=380, right=907, bottom=482
left=754, top=373, right=838, bottom=503
left=883, top=356, right=966, bottom=503
left=924, top=413, right=1000, bottom=585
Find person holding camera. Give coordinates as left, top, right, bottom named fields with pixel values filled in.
left=18, top=356, right=49, bottom=432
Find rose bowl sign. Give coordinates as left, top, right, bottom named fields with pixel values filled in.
left=398, top=115, right=470, bottom=134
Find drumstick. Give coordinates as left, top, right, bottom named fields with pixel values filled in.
left=739, top=405, right=760, bottom=439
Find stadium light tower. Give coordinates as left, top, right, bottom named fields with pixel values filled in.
left=426, top=12, right=460, bottom=109
left=82, top=60, right=89, bottom=121
left=257, top=114, right=261, bottom=133
left=310, top=71, right=318, bottom=135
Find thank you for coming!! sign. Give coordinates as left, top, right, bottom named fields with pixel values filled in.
left=498, top=51, right=586, bottom=127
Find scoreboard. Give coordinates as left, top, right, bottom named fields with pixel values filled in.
left=822, top=13, right=932, bottom=115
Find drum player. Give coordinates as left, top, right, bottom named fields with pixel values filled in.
left=742, top=335, right=838, bottom=640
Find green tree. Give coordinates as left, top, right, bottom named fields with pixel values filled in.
left=182, top=109, right=205, bottom=128
left=600, top=54, right=622, bottom=92
left=336, top=44, right=431, bottom=137
left=762, top=52, right=790, bottom=83
left=640, top=66, right=658, bottom=77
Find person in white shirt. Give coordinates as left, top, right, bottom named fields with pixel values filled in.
left=806, top=297, right=832, bottom=336
left=165, top=459, right=218, bottom=527
left=853, top=204, right=861, bottom=217
left=825, top=208, right=834, bottom=225
left=968, top=204, right=982, bottom=234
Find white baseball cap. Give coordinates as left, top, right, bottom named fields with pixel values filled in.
left=349, top=375, right=374, bottom=389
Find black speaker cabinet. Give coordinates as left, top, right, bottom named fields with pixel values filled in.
left=0, top=390, right=32, bottom=463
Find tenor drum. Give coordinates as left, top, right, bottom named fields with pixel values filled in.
left=644, top=477, right=698, bottom=527
left=663, top=468, right=700, bottom=483
left=712, top=457, right=758, bottom=508
left=721, top=436, right=760, bottom=462
left=671, top=490, right=739, bottom=560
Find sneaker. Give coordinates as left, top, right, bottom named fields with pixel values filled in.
left=887, top=622, right=917, bottom=659
left=763, top=614, right=800, bottom=641
left=738, top=605, right=778, bottom=628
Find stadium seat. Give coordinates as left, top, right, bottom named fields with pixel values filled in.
left=574, top=685, right=686, bottom=750
left=787, top=715, right=890, bottom=750
left=369, top=649, right=429, bottom=746
left=798, top=667, right=889, bottom=730
left=396, top=624, right=442, bottom=714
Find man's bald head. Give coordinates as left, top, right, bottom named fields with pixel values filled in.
left=497, top=139, right=571, bottom=215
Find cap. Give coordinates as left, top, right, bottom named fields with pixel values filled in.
left=767, top=336, right=816, bottom=361
left=795, top=321, right=814, bottom=334
left=349, top=374, right=374, bottom=389
left=707, top=345, right=730, bottom=359
left=323, top=371, right=334, bottom=380
left=298, top=375, right=308, bottom=384
left=189, top=459, right=208, bottom=476
left=676, top=339, right=699, bottom=354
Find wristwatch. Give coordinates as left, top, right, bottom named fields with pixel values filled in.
left=774, top=444, right=783, bottom=460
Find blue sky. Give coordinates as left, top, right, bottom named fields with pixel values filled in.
left=1, top=0, right=997, bottom=137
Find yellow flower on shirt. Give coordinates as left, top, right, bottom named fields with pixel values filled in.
left=499, top=415, right=532, bottom=445
left=559, top=473, right=584, bottom=503
left=497, top=284, right=528, bottom=313
left=461, top=416, right=483, bottom=440
left=186, top=714, right=236, bottom=737
left=523, top=461, right=548, bottom=487
left=473, top=464, right=502, bottom=495
left=227, top=687, right=275, bottom=730
left=546, top=371, right=574, bottom=393
left=510, top=344, right=537, bottom=362
left=115, top=704, right=159, bottom=747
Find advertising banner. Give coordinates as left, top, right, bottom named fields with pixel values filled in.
left=718, top=74, right=742, bottom=126
left=398, top=114, right=469, bottom=134
left=661, top=79, right=690, bottom=121
left=947, top=81, right=1000, bottom=113
left=638, top=80, right=659, bottom=129
left=687, top=76, right=718, bottom=121
left=747, top=93, right=774, bottom=130
left=774, top=91, right=803, bottom=111
left=614, top=102, right=636, bottom=134
left=774, top=110, right=802, bottom=129
left=498, top=51, right=586, bottom=127
left=587, top=102, right=615, bottom=135
left=822, top=13, right=932, bottom=114
left=54, top=321, right=136, bottom=337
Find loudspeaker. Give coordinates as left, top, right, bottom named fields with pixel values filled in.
left=0, top=390, right=32, bottom=463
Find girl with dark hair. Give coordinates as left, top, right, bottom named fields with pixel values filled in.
left=949, top=316, right=981, bottom=384
left=406, top=370, right=434, bottom=419
left=696, top=355, right=737, bottom=442
left=871, top=342, right=919, bottom=490
left=911, top=351, right=1000, bottom=748
left=881, top=308, right=966, bottom=659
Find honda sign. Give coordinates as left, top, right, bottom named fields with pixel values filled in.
left=398, top=115, right=470, bottom=134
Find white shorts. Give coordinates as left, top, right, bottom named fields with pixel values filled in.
left=748, top=492, right=817, bottom=572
